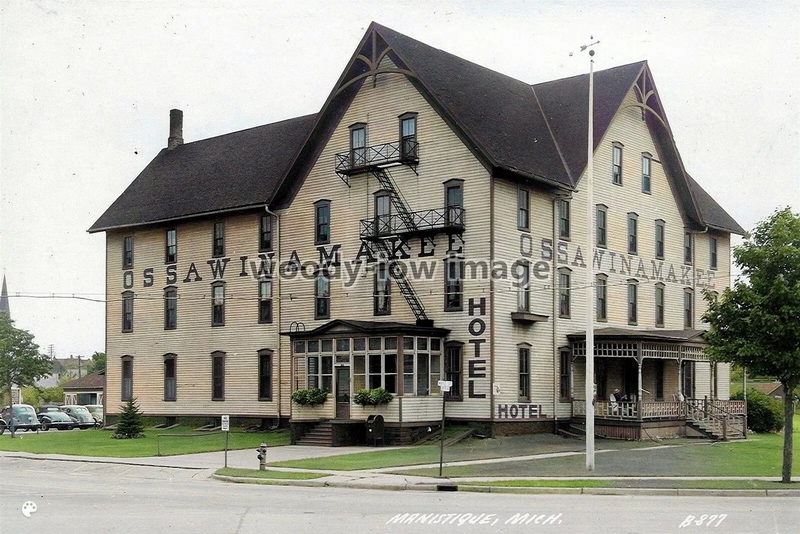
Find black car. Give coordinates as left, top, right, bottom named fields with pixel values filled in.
left=60, top=405, right=99, bottom=429
left=0, top=404, right=41, bottom=434
left=37, top=407, right=75, bottom=431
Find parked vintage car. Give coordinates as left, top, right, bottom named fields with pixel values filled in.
left=59, top=405, right=99, bottom=429
left=0, top=404, right=41, bottom=434
left=85, top=404, right=103, bottom=425
left=37, top=407, right=76, bottom=431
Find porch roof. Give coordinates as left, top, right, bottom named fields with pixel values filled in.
left=282, top=319, right=450, bottom=339
left=567, top=327, right=707, bottom=343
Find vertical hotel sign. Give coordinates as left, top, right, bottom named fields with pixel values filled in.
left=467, top=297, right=487, bottom=398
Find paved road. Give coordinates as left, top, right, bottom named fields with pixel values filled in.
left=1, top=457, right=797, bottom=534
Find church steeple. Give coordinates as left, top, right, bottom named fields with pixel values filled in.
left=0, top=275, right=10, bottom=317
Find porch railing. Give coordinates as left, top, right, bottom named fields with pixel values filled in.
left=571, top=398, right=745, bottom=421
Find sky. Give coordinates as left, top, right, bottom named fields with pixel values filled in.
left=1, top=0, right=798, bottom=358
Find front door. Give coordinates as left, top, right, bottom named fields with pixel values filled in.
left=335, top=366, right=350, bottom=419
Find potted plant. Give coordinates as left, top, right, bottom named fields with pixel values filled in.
left=291, top=388, right=328, bottom=406
left=353, top=388, right=393, bottom=406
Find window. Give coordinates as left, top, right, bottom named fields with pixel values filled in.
left=307, top=355, right=333, bottom=392
left=444, top=256, right=463, bottom=311
left=374, top=192, right=391, bottom=236
left=164, top=355, right=176, bottom=402
left=655, top=360, right=665, bottom=401
left=258, top=350, right=272, bottom=400
left=122, top=291, right=134, bottom=333
left=612, top=143, right=623, bottom=185
left=627, top=212, right=638, bottom=254
left=374, top=262, right=391, bottom=315
left=403, top=347, right=441, bottom=397
left=558, top=198, right=570, bottom=239
left=259, top=215, right=273, bottom=252
left=517, top=189, right=529, bottom=230
left=350, top=123, right=366, bottom=167
left=560, top=348, right=571, bottom=400
left=684, top=288, right=694, bottom=328
left=710, top=237, right=718, bottom=270
left=367, top=353, right=397, bottom=393
left=121, top=356, right=133, bottom=401
left=315, top=271, right=330, bottom=319
left=516, top=261, right=530, bottom=312
left=641, top=153, right=652, bottom=193
left=122, top=236, right=134, bottom=269
left=655, top=283, right=665, bottom=327
left=314, top=200, right=330, bottom=244
left=211, top=352, right=225, bottom=400
left=684, top=231, right=693, bottom=264
left=211, top=282, right=225, bottom=326
left=596, top=204, right=607, bottom=247
left=628, top=279, right=638, bottom=325
left=655, top=220, right=665, bottom=260
left=444, top=179, right=463, bottom=226
left=596, top=274, right=607, bottom=321
left=558, top=268, right=571, bottom=318
left=212, top=221, right=225, bottom=257
left=164, top=287, right=177, bottom=330
left=518, top=345, right=530, bottom=401
left=681, top=361, right=695, bottom=398
left=444, top=342, right=463, bottom=401
left=399, top=113, right=417, bottom=159
left=165, top=229, right=177, bottom=263
left=258, top=279, right=273, bottom=324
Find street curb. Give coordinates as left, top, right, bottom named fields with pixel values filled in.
left=211, top=474, right=441, bottom=491
left=459, top=485, right=800, bottom=497
left=0, top=453, right=208, bottom=470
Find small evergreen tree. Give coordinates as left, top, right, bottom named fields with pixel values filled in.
left=113, top=397, right=144, bottom=439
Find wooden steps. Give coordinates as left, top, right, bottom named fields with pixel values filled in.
left=296, top=421, right=334, bottom=446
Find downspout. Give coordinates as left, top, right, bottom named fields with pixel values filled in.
left=552, top=195, right=560, bottom=431
left=266, top=205, right=282, bottom=422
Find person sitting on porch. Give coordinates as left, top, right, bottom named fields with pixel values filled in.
left=609, top=388, right=621, bottom=414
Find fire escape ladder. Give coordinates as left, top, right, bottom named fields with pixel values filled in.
left=370, top=168, right=417, bottom=234
left=371, top=239, right=429, bottom=325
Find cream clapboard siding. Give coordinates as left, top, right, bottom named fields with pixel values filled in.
left=105, top=212, right=281, bottom=416
left=278, top=57, right=493, bottom=422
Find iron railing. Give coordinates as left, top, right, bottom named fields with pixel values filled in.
left=360, top=206, right=465, bottom=239
left=335, top=138, right=419, bottom=176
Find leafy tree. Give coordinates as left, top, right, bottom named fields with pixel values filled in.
left=0, top=314, right=53, bottom=437
left=20, top=386, right=64, bottom=410
left=732, top=389, right=783, bottom=433
left=113, top=397, right=144, bottom=439
left=87, top=352, right=106, bottom=374
left=704, top=207, right=800, bottom=483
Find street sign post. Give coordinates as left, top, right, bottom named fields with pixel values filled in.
left=221, top=415, right=230, bottom=468
left=437, top=381, right=452, bottom=477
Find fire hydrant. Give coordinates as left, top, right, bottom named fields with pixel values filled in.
left=256, top=443, right=268, bottom=471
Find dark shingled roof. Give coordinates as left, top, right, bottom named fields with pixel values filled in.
left=89, top=115, right=317, bottom=232
left=686, top=174, right=746, bottom=234
left=60, top=371, right=105, bottom=390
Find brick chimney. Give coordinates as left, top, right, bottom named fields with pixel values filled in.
left=167, top=109, right=183, bottom=149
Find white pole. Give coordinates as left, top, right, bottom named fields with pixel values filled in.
left=585, top=50, right=596, bottom=471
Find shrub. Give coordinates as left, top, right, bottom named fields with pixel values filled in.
left=353, top=388, right=393, bottom=406
left=732, top=389, right=783, bottom=433
left=113, top=397, right=145, bottom=439
left=291, top=388, right=328, bottom=406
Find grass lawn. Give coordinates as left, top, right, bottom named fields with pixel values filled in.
left=460, top=479, right=799, bottom=490
left=0, top=426, right=289, bottom=457
left=215, top=467, right=327, bottom=480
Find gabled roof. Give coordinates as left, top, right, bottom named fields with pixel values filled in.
left=60, top=371, right=105, bottom=390
left=89, top=115, right=316, bottom=232
left=284, top=319, right=449, bottom=338
left=686, top=174, right=746, bottom=234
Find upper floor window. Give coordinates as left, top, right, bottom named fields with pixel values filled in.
left=399, top=113, right=417, bottom=159
left=444, top=179, right=463, bottom=226
left=710, top=237, right=718, bottom=270
left=444, top=342, right=463, bottom=401
left=258, top=349, right=273, bottom=401
left=163, top=355, right=176, bottom=402
left=518, top=344, right=531, bottom=401
left=655, top=220, right=665, bottom=260
left=122, top=236, right=134, bottom=269
left=516, top=261, right=530, bottom=312
left=558, top=267, right=571, bottom=318
left=684, top=288, right=694, bottom=328
left=559, top=348, right=572, bottom=400
left=444, top=256, right=464, bottom=311
left=558, top=199, right=570, bottom=239
left=165, top=229, right=177, bottom=264
left=211, top=282, right=225, bottom=326
left=374, top=192, right=392, bottom=236
left=164, top=287, right=177, bottom=330
left=517, top=189, right=529, bottom=230
left=349, top=123, right=366, bottom=167
left=122, top=291, right=134, bottom=333
left=596, top=274, right=608, bottom=322
left=596, top=204, right=607, bottom=247
left=641, top=153, right=652, bottom=193
left=315, top=200, right=330, bottom=244
left=684, top=231, right=693, bottom=265
left=628, top=279, right=638, bottom=325
left=374, top=262, right=391, bottom=315
left=121, top=356, right=133, bottom=401
left=628, top=212, right=638, bottom=254
left=258, top=279, right=273, bottom=324
left=211, top=351, right=225, bottom=401
left=612, top=143, right=623, bottom=185
left=212, top=221, right=225, bottom=258
left=655, top=282, right=665, bottom=327
left=259, top=215, right=273, bottom=252
left=315, top=271, right=330, bottom=319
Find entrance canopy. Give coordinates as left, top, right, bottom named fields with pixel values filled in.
left=568, top=327, right=709, bottom=362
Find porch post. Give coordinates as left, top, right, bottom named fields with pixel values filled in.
left=637, top=345, right=643, bottom=421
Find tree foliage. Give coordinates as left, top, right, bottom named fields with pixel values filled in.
left=87, top=352, right=106, bottom=375
left=0, top=314, right=53, bottom=402
left=703, top=207, right=800, bottom=482
left=21, top=386, right=64, bottom=410
left=113, top=397, right=144, bottom=439
left=731, top=389, right=783, bottom=433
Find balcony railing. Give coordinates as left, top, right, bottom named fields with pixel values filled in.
left=360, top=206, right=465, bottom=240
left=335, top=138, right=419, bottom=176
left=571, top=398, right=746, bottom=420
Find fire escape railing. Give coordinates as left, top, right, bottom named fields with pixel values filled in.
left=335, top=139, right=418, bottom=185
left=360, top=206, right=466, bottom=240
